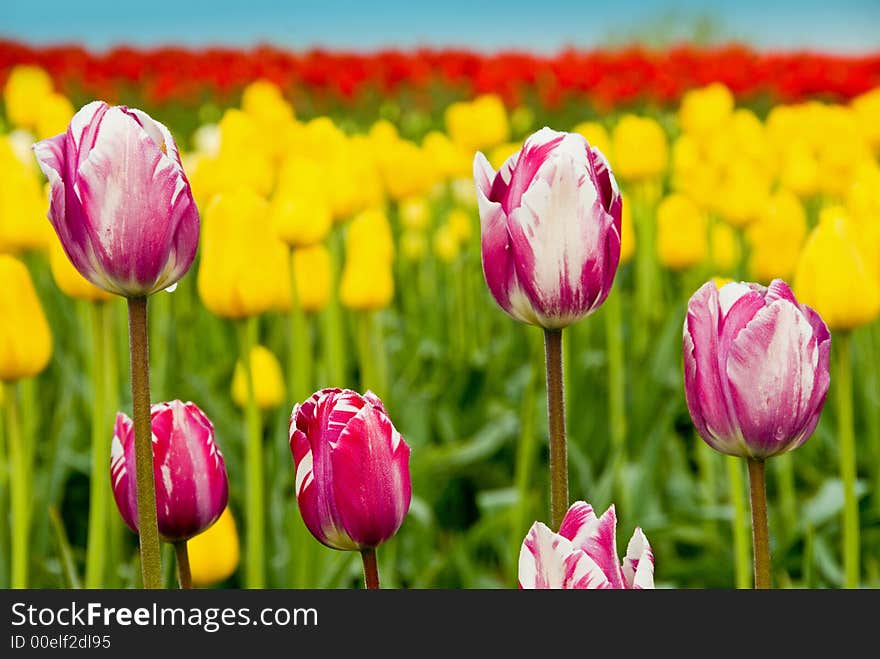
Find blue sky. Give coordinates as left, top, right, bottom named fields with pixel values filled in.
left=5, top=0, right=880, bottom=53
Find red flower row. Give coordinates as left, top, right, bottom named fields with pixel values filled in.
left=2, top=39, right=878, bottom=109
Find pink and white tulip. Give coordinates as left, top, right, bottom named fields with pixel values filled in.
left=474, top=127, right=622, bottom=328
left=289, top=388, right=411, bottom=551
left=519, top=501, right=654, bottom=589
left=111, top=400, right=228, bottom=542
left=33, top=101, right=199, bottom=297
left=684, top=279, right=831, bottom=459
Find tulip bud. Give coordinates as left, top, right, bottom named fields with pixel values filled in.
left=794, top=207, right=880, bottom=331
left=519, top=501, right=654, bottom=589
left=1, top=137, right=57, bottom=254
left=187, top=507, right=240, bottom=587
left=678, top=83, right=734, bottom=138
left=747, top=190, right=807, bottom=283
left=35, top=93, right=75, bottom=141
left=3, top=66, right=55, bottom=132
left=656, top=194, right=707, bottom=271
left=198, top=188, right=291, bottom=318
left=0, top=255, right=53, bottom=381
left=289, top=388, right=411, bottom=551
left=572, top=121, right=612, bottom=162
left=340, top=209, right=395, bottom=311
left=474, top=127, right=622, bottom=329
left=445, top=94, right=510, bottom=154
left=710, top=223, right=740, bottom=274
left=111, top=400, right=228, bottom=542
left=271, top=156, right=332, bottom=248
left=683, top=279, right=830, bottom=459
left=611, top=115, right=668, bottom=181
left=292, top=244, right=332, bottom=313
left=32, top=101, right=200, bottom=297
left=231, top=345, right=286, bottom=410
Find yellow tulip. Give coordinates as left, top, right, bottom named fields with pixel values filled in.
left=421, top=130, right=470, bottom=180
left=271, top=156, right=332, bottom=247
left=573, top=121, right=612, bottom=160
left=48, top=236, right=114, bottom=302
left=445, top=94, right=509, bottom=153
left=241, top=80, right=294, bottom=133
left=713, top=161, right=771, bottom=227
left=747, top=190, right=807, bottom=282
left=399, top=196, right=431, bottom=231
left=231, top=345, right=286, bottom=410
left=611, top=114, right=668, bottom=181
left=447, top=208, right=473, bottom=244
left=619, top=194, right=635, bottom=265
left=347, top=208, right=394, bottom=263
left=0, top=255, right=52, bottom=381
left=400, top=230, right=427, bottom=261
left=847, top=161, right=880, bottom=221
left=376, top=138, right=437, bottom=201
left=656, top=194, right=707, bottom=270
left=709, top=222, right=740, bottom=274
left=34, top=92, right=74, bottom=140
left=434, top=224, right=460, bottom=263
left=292, top=244, right=331, bottom=313
left=198, top=189, right=291, bottom=318
left=678, top=83, right=734, bottom=138
left=340, top=254, right=394, bottom=311
left=3, top=66, right=55, bottom=131
left=451, top=178, right=477, bottom=209
left=0, top=139, right=55, bottom=254
left=794, top=206, right=880, bottom=331
left=187, top=507, right=240, bottom=587
left=851, top=87, right=880, bottom=153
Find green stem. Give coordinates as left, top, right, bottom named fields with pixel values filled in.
left=747, top=458, right=771, bottom=589
left=835, top=332, right=859, bottom=588
left=5, top=383, right=28, bottom=588
left=604, top=290, right=628, bottom=511
left=174, top=541, right=192, bottom=589
left=727, top=456, right=750, bottom=589
left=543, top=328, right=568, bottom=530
left=85, top=302, right=109, bottom=588
left=239, top=317, right=265, bottom=588
left=358, top=312, right=379, bottom=395
left=49, top=506, right=81, bottom=589
left=127, top=296, right=162, bottom=589
left=289, top=248, right=312, bottom=404
left=360, top=547, right=380, bottom=589
left=322, top=228, right=347, bottom=387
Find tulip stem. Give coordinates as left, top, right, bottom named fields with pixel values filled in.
left=360, top=548, right=380, bottom=589
left=747, top=458, right=771, bottom=589
left=239, top=317, right=265, bottom=588
left=543, top=328, right=568, bottom=530
left=726, top=456, right=750, bottom=589
left=835, top=332, right=859, bottom=588
left=323, top=228, right=347, bottom=387
left=86, top=302, right=110, bottom=588
left=127, top=296, right=162, bottom=589
left=289, top=248, right=312, bottom=404
left=174, top=541, right=192, bottom=590
left=5, top=383, right=28, bottom=588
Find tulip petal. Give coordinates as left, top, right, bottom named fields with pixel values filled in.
left=622, top=528, right=655, bottom=589
left=74, top=107, right=197, bottom=294
left=503, top=127, right=565, bottom=212
left=32, top=133, right=67, bottom=226
left=110, top=413, right=136, bottom=533
left=558, top=503, right=626, bottom=588
left=684, top=282, right=740, bottom=451
left=475, top=152, right=527, bottom=322
left=507, top=138, right=609, bottom=327
left=519, top=522, right=611, bottom=589
left=330, top=404, right=411, bottom=548
left=726, top=300, right=818, bottom=457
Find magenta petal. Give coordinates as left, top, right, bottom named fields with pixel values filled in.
left=684, top=282, right=740, bottom=449
left=764, top=278, right=798, bottom=306
left=110, top=412, right=136, bottom=534
left=519, top=522, right=611, bottom=589
left=330, top=405, right=411, bottom=548
left=558, top=504, right=626, bottom=588
left=622, top=528, right=655, bottom=589
left=725, top=301, right=819, bottom=457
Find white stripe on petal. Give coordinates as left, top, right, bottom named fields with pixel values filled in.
left=295, top=450, right=314, bottom=495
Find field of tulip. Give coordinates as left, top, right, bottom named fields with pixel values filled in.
left=1, top=40, right=879, bottom=590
